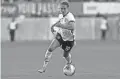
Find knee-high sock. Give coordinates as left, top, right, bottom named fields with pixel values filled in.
left=65, top=53, right=72, bottom=64
left=43, top=50, right=52, bottom=68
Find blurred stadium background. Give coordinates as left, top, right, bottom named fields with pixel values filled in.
left=1, top=0, right=120, bottom=79
left=1, top=0, right=120, bottom=41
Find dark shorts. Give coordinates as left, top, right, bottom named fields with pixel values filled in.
left=55, top=33, right=74, bottom=57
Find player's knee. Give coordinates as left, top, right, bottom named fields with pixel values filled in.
left=45, top=57, right=50, bottom=62
left=45, top=52, right=52, bottom=62
left=45, top=50, right=52, bottom=57
left=48, top=48, right=53, bottom=52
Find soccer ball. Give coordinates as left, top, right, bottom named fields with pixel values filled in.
left=63, top=64, right=75, bottom=76
left=18, top=15, right=25, bottom=19
left=16, top=15, right=25, bottom=23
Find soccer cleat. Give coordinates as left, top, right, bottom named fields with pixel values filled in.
left=38, top=67, right=46, bottom=73
left=67, top=60, right=72, bottom=65
left=66, top=61, right=72, bottom=69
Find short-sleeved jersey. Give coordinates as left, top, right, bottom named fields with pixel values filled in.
left=56, top=12, right=75, bottom=41
left=58, top=12, right=75, bottom=24
left=100, top=18, right=107, bottom=30
left=9, top=22, right=17, bottom=30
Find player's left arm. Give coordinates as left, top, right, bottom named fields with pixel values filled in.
left=56, top=13, right=75, bottom=30
left=58, top=21, right=75, bottom=30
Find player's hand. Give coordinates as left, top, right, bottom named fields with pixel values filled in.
left=51, top=26, right=55, bottom=33
left=51, top=22, right=60, bottom=33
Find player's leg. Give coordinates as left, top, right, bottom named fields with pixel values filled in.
left=12, top=30, right=15, bottom=42
left=9, top=30, right=12, bottom=42
left=43, top=39, right=61, bottom=69
left=62, top=41, right=74, bottom=65
left=38, top=39, right=61, bottom=73
left=64, top=52, right=72, bottom=65
left=101, top=30, right=106, bottom=40
left=101, top=30, right=104, bottom=40
left=9, top=30, right=14, bottom=42
left=102, top=30, right=106, bottom=40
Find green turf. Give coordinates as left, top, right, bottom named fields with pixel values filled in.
left=1, top=40, right=120, bottom=79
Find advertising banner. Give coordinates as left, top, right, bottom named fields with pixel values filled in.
left=83, top=2, right=120, bottom=14
left=1, top=2, right=83, bottom=17
left=1, top=3, right=18, bottom=16
left=1, top=2, right=59, bottom=17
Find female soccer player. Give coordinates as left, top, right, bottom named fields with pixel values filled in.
left=38, top=1, right=76, bottom=73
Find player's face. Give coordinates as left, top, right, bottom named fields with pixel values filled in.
left=60, top=4, right=68, bottom=15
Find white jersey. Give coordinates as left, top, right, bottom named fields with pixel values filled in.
left=9, top=22, right=17, bottom=30
left=57, top=12, right=75, bottom=41
left=100, top=18, right=107, bottom=30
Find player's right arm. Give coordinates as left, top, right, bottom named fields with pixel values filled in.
left=51, top=20, right=61, bottom=33
left=51, top=14, right=63, bottom=33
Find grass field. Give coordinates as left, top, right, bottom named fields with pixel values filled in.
left=1, top=40, right=120, bottom=79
